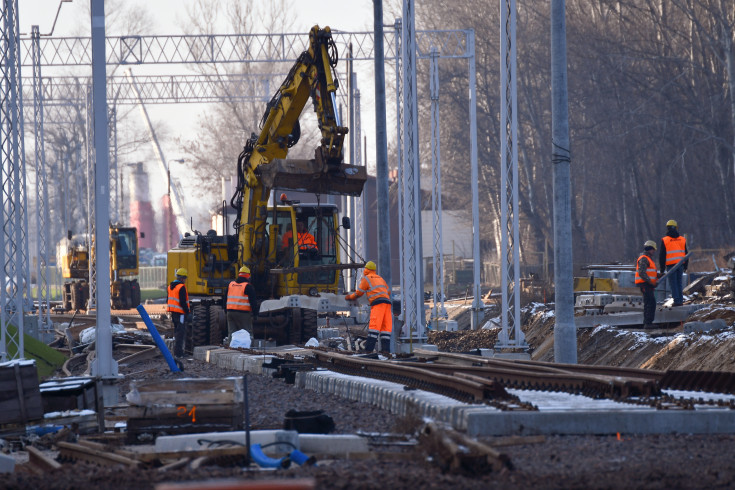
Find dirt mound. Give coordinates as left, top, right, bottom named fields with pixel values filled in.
left=428, top=328, right=499, bottom=352
left=426, top=302, right=735, bottom=372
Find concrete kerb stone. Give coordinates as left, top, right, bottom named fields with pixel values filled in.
left=206, top=349, right=232, bottom=365
left=683, top=319, right=727, bottom=334
left=215, top=351, right=242, bottom=370
left=295, top=370, right=473, bottom=429
left=0, top=453, right=15, bottom=473
left=298, top=434, right=369, bottom=454
left=193, top=345, right=220, bottom=362
left=464, top=410, right=735, bottom=437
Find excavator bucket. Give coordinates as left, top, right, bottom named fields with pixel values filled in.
left=258, top=158, right=367, bottom=197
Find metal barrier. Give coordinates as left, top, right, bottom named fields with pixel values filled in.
left=138, top=267, right=167, bottom=290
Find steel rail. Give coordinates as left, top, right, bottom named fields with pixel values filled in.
left=311, top=351, right=537, bottom=411
left=387, top=360, right=661, bottom=399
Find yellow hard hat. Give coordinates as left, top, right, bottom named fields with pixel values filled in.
left=666, top=219, right=678, bottom=227
left=239, top=266, right=251, bottom=275
left=175, top=268, right=188, bottom=277
left=644, top=240, right=657, bottom=250
left=365, top=261, right=377, bottom=271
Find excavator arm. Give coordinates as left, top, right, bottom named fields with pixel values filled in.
left=231, top=25, right=366, bottom=273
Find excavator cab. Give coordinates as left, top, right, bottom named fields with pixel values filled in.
left=266, top=203, right=340, bottom=296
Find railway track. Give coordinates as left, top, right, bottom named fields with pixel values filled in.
left=308, top=350, right=735, bottom=411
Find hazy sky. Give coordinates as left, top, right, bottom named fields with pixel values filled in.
left=18, top=0, right=384, bottom=229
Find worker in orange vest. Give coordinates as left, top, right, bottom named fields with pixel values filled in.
left=635, top=241, right=659, bottom=329
left=224, top=265, right=259, bottom=344
left=345, top=261, right=393, bottom=352
left=659, top=219, right=688, bottom=306
left=167, top=268, right=190, bottom=359
left=282, top=220, right=318, bottom=253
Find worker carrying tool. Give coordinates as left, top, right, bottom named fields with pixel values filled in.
left=635, top=241, right=659, bottom=329
left=224, top=266, right=259, bottom=343
left=167, top=268, right=190, bottom=359
left=345, top=261, right=393, bottom=352
left=659, top=219, right=688, bottom=306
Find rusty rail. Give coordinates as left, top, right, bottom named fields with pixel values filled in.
left=311, top=351, right=536, bottom=411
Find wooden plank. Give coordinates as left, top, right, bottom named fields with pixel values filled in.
left=122, top=446, right=247, bottom=463
left=128, top=404, right=241, bottom=419
left=131, top=392, right=237, bottom=406
left=27, top=446, right=63, bottom=472
left=118, top=347, right=160, bottom=366
left=131, top=378, right=241, bottom=393
left=57, top=441, right=141, bottom=467
left=126, top=416, right=242, bottom=433
left=487, top=435, right=546, bottom=447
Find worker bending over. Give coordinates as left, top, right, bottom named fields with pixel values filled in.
left=224, top=266, right=259, bottom=343
left=345, top=261, right=393, bottom=352
left=167, top=268, right=190, bottom=359
left=635, top=241, right=659, bottom=329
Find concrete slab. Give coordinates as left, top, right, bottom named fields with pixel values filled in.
left=684, top=319, right=727, bottom=334
left=0, top=453, right=15, bottom=473
left=155, top=430, right=299, bottom=454
left=574, top=304, right=701, bottom=328
left=464, top=410, right=735, bottom=436
left=298, top=434, right=369, bottom=454
left=193, top=346, right=220, bottom=361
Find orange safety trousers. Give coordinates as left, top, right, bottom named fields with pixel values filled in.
left=368, top=303, right=393, bottom=334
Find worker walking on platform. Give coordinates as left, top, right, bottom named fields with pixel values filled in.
left=167, top=268, right=190, bottom=359
left=635, top=241, right=659, bottom=329
left=225, top=266, right=259, bottom=343
left=659, top=219, right=688, bottom=306
left=345, top=261, right=393, bottom=352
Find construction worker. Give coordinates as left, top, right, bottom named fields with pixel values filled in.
left=345, top=261, right=393, bottom=352
left=167, top=268, right=190, bottom=359
left=282, top=220, right=318, bottom=253
left=659, top=219, right=688, bottom=306
left=224, top=265, right=259, bottom=343
left=635, top=241, right=659, bottom=329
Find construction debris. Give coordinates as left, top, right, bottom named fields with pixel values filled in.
left=418, top=422, right=512, bottom=475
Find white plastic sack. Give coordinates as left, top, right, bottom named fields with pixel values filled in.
left=304, top=337, right=319, bottom=347
left=79, top=324, right=125, bottom=344
left=229, top=329, right=252, bottom=349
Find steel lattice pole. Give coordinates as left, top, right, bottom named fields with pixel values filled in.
left=1, top=0, right=26, bottom=360
left=401, top=0, right=425, bottom=346
left=32, top=25, right=51, bottom=332
left=108, top=106, right=118, bottom=223
left=429, top=48, right=446, bottom=328
left=85, top=84, right=96, bottom=311
left=394, top=18, right=405, bottom=349
left=496, top=0, right=527, bottom=348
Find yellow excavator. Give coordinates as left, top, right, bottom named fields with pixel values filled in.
left=167, top=25, right=367, bottom=347
left=59, top=224, right=141, bottom=311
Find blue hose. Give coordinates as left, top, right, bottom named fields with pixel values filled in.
left=136, top=304, right=180, bottom=373
left=249, top=444, right=289, bottom=468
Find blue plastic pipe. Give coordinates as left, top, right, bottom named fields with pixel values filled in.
left=249, top=444, right=288, bottom=468
left=136, top=304, right=180, bottom=373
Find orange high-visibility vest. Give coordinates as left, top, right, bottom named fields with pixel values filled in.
left=167, top=282, right=189, bottom=314
left=348, top=272, right=390, bottom=305
left=297, top=232, right=317, bottom=250
left=662, top=235, right=686, bottom=266
left=227, top=281, right=252, bottom=311
left=634, top=255, right=657, bottom=286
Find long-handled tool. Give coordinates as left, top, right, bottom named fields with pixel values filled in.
left=657, top=252, right=692, bottom=283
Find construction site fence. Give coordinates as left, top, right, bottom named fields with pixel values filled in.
left=33, top=266, right=168, bottom=300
